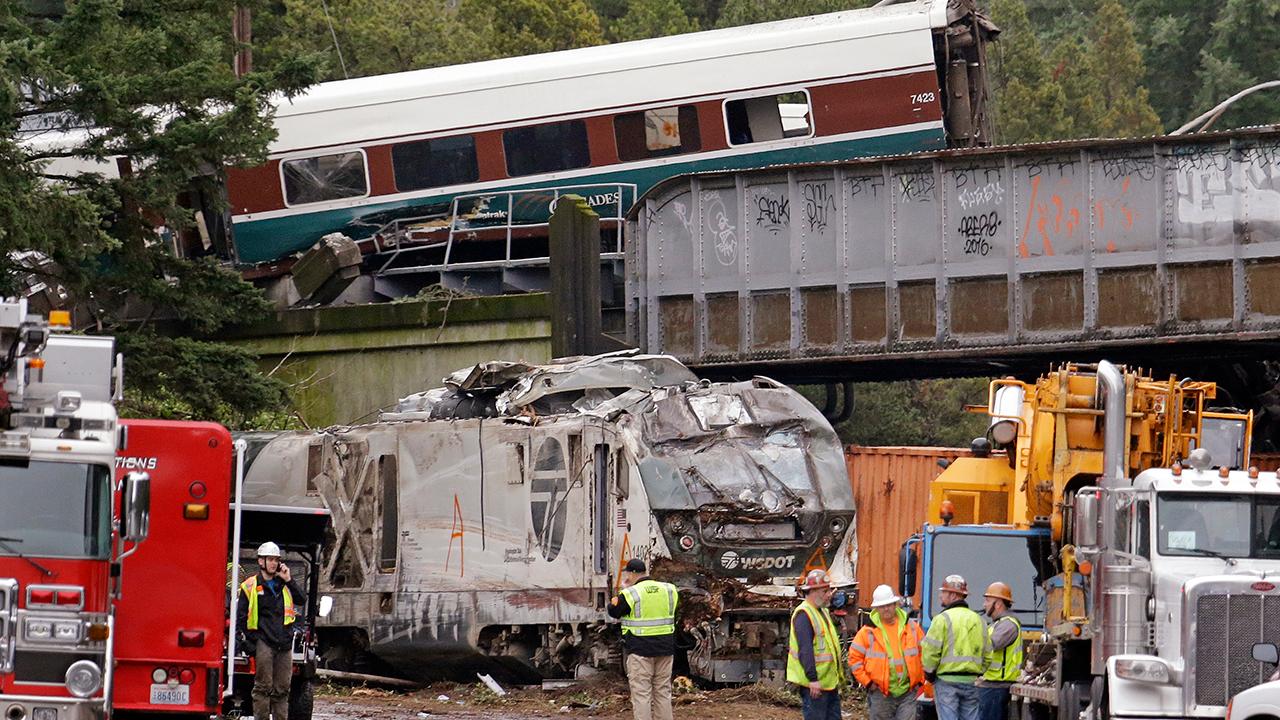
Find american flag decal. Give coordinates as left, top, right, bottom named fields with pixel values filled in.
left=616, top=508, right=627, bottom=527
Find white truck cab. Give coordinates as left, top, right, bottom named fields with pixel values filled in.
left=1099, top=461, right=1280, bottom=720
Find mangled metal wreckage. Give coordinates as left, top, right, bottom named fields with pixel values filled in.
left=239, top=353, right=856, bottom=683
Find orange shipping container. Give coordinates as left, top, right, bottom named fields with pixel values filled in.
left=846, top=445, right=970, bottom=607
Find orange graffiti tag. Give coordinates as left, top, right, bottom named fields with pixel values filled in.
left=1019, top=176, right=1057, bottom=258
left=446, top=494, right=465, bottom=577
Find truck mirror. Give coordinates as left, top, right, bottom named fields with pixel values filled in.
left=1073, top=490, right=1100, bottom=551
left=318, top=595, right=334, bottom=618
left=898, top=542, right=918, bottom=598
left=1254, top=643, right=1279, bottom=665
left=122, top=471, right=151, bottom=543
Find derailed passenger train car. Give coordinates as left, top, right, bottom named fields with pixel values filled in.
left=238, top=353, right=855, bottom=683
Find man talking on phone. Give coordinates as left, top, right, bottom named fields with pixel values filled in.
left=238, top=541, right=306, bottom=720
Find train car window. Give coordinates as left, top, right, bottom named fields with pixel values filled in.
left=614, top=105, right=702, bottom=162
left=281, top=150, right=368, bottom=205
left=503, top=120, right=590, bottom=177
left=391, top=135, right=479, bottom=191
left=724, top=91, right=812, bottom=146
left=378, top=453, right=398, bottom=572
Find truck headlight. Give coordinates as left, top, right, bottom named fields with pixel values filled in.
left=65, top=660, right=102, bottom=698
left=24, top=620, right=51, bottom=640
left=1115, top=658, right=1171, bottom=683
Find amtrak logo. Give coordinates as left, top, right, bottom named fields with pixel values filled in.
left=529, top=438, right=569, bottom=562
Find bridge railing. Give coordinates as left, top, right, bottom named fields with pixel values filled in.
left=626, top=128, right=1280, bottom=370
left=373, top=183, right=637, bottom=278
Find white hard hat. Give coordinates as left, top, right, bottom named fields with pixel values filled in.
left=870, top=584, right=901, bottom=608
left=256, top=541, right=282, bottom=558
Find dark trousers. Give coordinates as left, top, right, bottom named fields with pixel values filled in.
left=801, top=689, right=842, bottom=720
left=252, top=642, right=292, bottom=720
left=978, top=685, right=1012, bottom=720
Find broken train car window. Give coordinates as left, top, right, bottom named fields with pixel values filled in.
left=281, top=150, right=369, bottom=206
left=378, top=453, right=398, bottom=573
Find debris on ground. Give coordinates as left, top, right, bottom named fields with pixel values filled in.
left=315, top=675, right=872, bottom=720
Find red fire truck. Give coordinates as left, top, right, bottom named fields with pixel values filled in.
left=111, top=420, right=232, bottom=718
left=0, top=301, right=149, bottom=720
left=112, top=420, right=328, bottom=720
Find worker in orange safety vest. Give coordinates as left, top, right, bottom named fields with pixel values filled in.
left=850, top=584, right=928, bottom=720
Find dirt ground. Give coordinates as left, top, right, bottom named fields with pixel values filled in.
left=315, top=676, right=872, bottom=720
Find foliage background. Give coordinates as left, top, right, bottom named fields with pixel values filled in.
left=8, top=0, right=1276, bottom=435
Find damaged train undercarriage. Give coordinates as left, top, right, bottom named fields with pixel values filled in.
left=238, top=352, right=856, bottom=684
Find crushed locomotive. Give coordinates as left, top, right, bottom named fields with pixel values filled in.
left=238, top=353, right=855, bottom=683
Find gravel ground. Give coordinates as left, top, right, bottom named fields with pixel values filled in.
left=314, top=676, right=872, bottom=720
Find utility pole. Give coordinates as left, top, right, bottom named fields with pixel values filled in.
left=232, top=5, right=252, bottom=78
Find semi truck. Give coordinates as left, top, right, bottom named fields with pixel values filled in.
left=899, top=361, right=1280, bottom=720
left=0, top=301, right=148, bottom=720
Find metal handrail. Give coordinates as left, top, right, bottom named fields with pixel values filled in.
left=373, top=183, right=637, bottom=278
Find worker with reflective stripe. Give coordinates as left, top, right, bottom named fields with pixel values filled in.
left=978, top=582, right=1023, bottom=720
left=608, top=558, right=678, bottom=720
left=236, top=541, right=306, bottom=720
left=850, top=585, right=927, bottom=720
left=922, top=574, right=987, bottom=720
left=787, top=569, right=845, bottom=720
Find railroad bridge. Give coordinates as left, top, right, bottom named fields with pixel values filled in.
left=624, top=127, right=1280, bottom=387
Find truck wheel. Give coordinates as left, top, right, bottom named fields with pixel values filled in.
left=289, top=678, right=315, bottom=720
left=1059, top=682, right=1087, bottom=720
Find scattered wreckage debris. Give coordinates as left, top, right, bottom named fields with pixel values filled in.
left=316, top=668, right=422, bottom=689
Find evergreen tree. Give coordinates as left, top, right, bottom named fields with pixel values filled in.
left=610, top=0, right=699, bottom=42
left=1194, top=0, right=1280, bottom=130
left=713, top=0, right=869, bottom=29
left=987, top=0, right=1074, bottom=143
left=1084, top=0, right=1162, bottom=137
left=1047, top=35, right=1101, bottom=138
left=1129, top=0, right=1220, bottom=130
left=0, top=0, right=316, bottom=426
left=460, top=0, right=605, bottom=60
left=267, top=0, right=603, bottom=81
left=808, top=378, right=991, bottom=447
left=273, top=0, right=487, bottom=79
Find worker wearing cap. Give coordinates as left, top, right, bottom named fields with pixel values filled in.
left=922, top=574, right=987, bottom=720
left=978, top=582, right=1023, bottom=720
left=787, top=569, right=846, bottom=720
left=237, top=541, right=306, bottom=720
left=850, top=585, right=927, bottom=720
left=608, top=558, right=678, bottom=720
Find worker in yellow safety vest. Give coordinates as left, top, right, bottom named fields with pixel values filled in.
left=608, top=558, right=678, bottom=720
left=922, top=574, right=988, bottom=720
left=236, top=541, right=306, bottom=720
left=978, top=582, right=1023, bottom=720
left=787, top=569, right=846, bottom=720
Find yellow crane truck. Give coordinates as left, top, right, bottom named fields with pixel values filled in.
left=898, top=361, right=1280, bottom=720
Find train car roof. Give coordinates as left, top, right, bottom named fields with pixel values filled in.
left=269, top=0, right=950, bottom=154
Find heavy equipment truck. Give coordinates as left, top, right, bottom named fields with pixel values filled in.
left=898, top=361, right=1280, bottom=720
